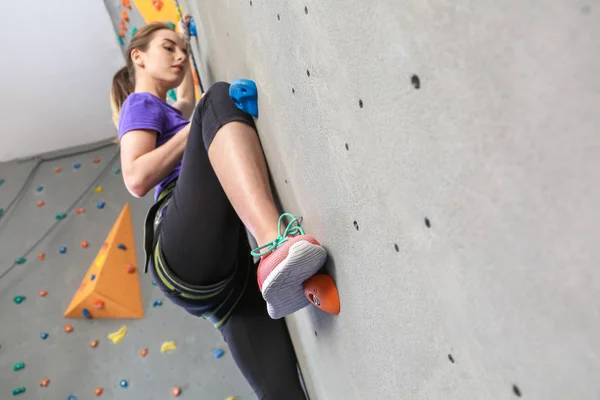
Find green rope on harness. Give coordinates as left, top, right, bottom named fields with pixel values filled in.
left=250, top=213, right=305, bottom=258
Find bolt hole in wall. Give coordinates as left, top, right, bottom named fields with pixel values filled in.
left=358, top=99, right=363, bottom=108
left=305, top=6, right=308, bottom=14
left=307, top=70, right=311, bottom=77
left=394, top=243, right=399, bottom=252
left=424, top=218, right=431, bottom=228
left=277, top=14, right=280, bottom=20
left=314, top=331, right=318, bottom=337
left=353, top=221, right=359, bottom=231
left=448, top=354, right=455, bottom=363
left=512, top=384, right=522, bottom=397
left=345, top=143, right=349, bottom=151
left=292, top=88, right=295, bottom=94
left=411, top=74, right=421, bottom=89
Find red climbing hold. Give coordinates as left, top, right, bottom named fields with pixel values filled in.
left=40, top=378, right=50, bottom=387
left=303, top=274, right=341, bottom=315
left=93, top=300, right=105, bottom=309
left=93, top=157, right=101, bottom=163
left=139, top=348, right=148, bottom=357
left=76, top=208, right=86, bottom=214
left=172, top=387, right=182, bottom=397
left=37, top=201, right=46, bottom=207
left=89, top=340, right=99, bottom=348
left=81, top=240, right=89, bottom=248
left=54, top=167, right=62, bottom=173
left=94, top=387, right=104, bottom=396
left=122, top=0, right=132, bottom=9
left=64, top=324, right=73, bottom=333
left=126, top=264, right=136, bottom=274
left=121, top=9, right=129, bottom=22
left=38, top=252, right=45, bottom=261
left=39, top=291, right=48, bottom=297
left=153, top=0, right=164, bottom=11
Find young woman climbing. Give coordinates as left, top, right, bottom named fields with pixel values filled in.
left=110, top=17, right=326, bottom=398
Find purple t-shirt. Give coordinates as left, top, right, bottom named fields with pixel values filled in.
left=118, top=92, right=189, bottom=200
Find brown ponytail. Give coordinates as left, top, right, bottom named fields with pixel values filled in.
left=110, top=22, right=175, bottom=129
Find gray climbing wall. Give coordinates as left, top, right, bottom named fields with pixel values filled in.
left=0, top=143, right=254, bottom=399
left=178, top=0, right=600, bottom=399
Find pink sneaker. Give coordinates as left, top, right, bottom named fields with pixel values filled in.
left=252, top=213, right=327, bottom=319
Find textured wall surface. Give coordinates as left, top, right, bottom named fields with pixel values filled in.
left=180, top=0, right=600, bottom=398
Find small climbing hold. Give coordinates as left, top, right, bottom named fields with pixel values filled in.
left=139, top=348, right=149, bottom=357
left=108, top=325, right=127, bottom=344
left=189, top=18, right=197, bottom=36
left=38, top=252, right=45, bottom=261
left=122, top=0, right=131, bottom=9
left=13, top=362, right=25, bottom=371
left=81, top=240, right=89, bottom=248
left=93, top=299, right=104, bottom=309
left=36, top=185, right=44, bottom=192
left=93, top=157, right=101, bottom=163
left=153, top=300, right=163, bottom=307
left=117, top=34, right=124, bottom=45
left=121, top=9, right=129, bottom=22
left=73, top=163, right=81, bottom=169
left=59, top=246, right=67, bottom=254
left=13, top=296, right=26, bottom=304
left=160, top=340, right=177, bottom=353
left=168, top=88, right=177, bottom=101
left=152, top=280, right=157, bottom=286
left=171, top=387, right=181, bottom=397
left=15, top=257, right=26, bottom=264
left=55, top=212, right=67, bottom=220
left=120, top=20, right=127, bottom=32
left=40, top=378, right=50, bottom=387
left=40, top=332, right=49, bottom=340
left=37, top=201, right=45, bottom=207
left=120, top=379, right=128, bottom=388
left=64, top=324, right=73, bottom=333
left=76, top=208, right=85, bottom=214
left=90, top=340, right=99, bottom=348
left=165, top=21, right=176, bottom=30
left=0, top=178, right=4, bottom=185
left=54, top=167, right=62, bottom=173
left=82, top=308, right=91, bottom=318
left=126, top=264, right=136, bottom=274
left=226, top=397, right=236, bottom=400
left=153, top=0, right=164, bottom=11
left=67, top=395, right=78, bottom=400
left=11, top=386, right=25, bottom=396
left=229, top=79, right=258, bottom=117
left=94, top=387, right=104, bottom=396
left=0, top=208, right=3, bottom=216
left=39, top=290, right=48, bottom=297
left=213, top=348, right=224, bottom=359
left=113, top=167, right=121, bottom=174
left=91, top=275, right=97, bottom=282
left=97, top=202, right=106, bottom=209
left=94, top=186, right=103, bottom=193
left=118, top=243, right=127, bottom=250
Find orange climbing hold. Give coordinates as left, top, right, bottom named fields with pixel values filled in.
left=139, top=348, right=148, bottom=357
left=94, top=387, right=104, bottom=396
left=122, top=0, right=132, bottom=9
left=126, top=264, right=136, bottom=274
left=37, top=201, right=45, bottom=207
left=38, top=252, right=45, bottom=261
left=54, top=167, right=62, bottom=173
left=121, top=10, right=129, bottom=22
left=81, top=240, right=89, bottom=249
left=64, top=203, right=144, bottom=319
left=153, top=0, right=164, bottom=11
left=76, top=208, right=86, bottom=214
left=40, top=378, right=50, bottom=387
left=64, top=324, right=73, bottom=333
left=120, top=20, right=127, bottom=31
left=90, top=339, right=99, bottom=348
left=172, top=387, right=181, bottom=397
left=93, top=157, right=101, bottom=163
left=39, top=291, right=48, bottom=297
left=303, top=274, right=341, bottom=315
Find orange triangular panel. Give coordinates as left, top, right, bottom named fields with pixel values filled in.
left=64, top=203, right=144, bottom=319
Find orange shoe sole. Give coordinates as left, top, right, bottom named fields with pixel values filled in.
left=303, top=274, right=340, bottom=315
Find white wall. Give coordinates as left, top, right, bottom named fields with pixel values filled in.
left=0, top=1, right=125, bottom=161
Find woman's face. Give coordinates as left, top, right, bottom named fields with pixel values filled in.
left=133, top=29, right=189, bottom=89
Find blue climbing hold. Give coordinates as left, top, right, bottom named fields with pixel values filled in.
left=36, top=185, right=44, bottom=192
left=189, top=18, right=197, bottom=36
left=167, top=89, right=177, bottom=102
left=112, top=167, right=121, bottom=174
left=90, top=274, right=96, bottom=281
left=67, top=395, right=79, bottom=400
left=97, top=202, right=105, bottom=209
left=40, top=332, right=49, bottom=340
left=82, top=308, right=91, bottom=318
left=73, top=163, right=81, bottom=169
left=118, top=243, right=127, bottom=250
left=152, top=280, right=157, bottom=286
left=59, top=247, right=67, bottom=254
left=229, top=79, right=258, bottom=117
left=153, top=300, right=163, bottom=307
left=120, top=379, right=128, bottom=388
left=213, top=348, right=224, bottom=359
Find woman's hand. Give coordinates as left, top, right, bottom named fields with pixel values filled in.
left=178, top=13, right=192, bottom=37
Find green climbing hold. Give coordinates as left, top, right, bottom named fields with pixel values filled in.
left=165, top=21, right=176, bottom=30
left=113, top=167, right=121, bottom=174
left=0, top=178, right=4, bottom=185
left=13, top=296, right=26, bottom=304
left=14, top=257, right=26, bottom=264
left=131, top=27, right=138, bottom=37
left=13, top=362, right=24, bottom=371
left=12, top=386, right=26, bottom=396
left=168, top=89, right=177, bottom=102
left=118, top=34, right=124, bottom=45
left=55, top=212, right=67, bottom=220
left=152, top=280, right=157, bottom=286
left=0, top=208, right=4, bottom=217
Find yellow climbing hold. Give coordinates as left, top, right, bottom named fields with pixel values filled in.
left=94, top=185, right=103, bottom=193
left=108, top=325, right=127, bottom=344
left=160, top=340, right=177, bottom=353
left=226, top=397, right=236, bottom=400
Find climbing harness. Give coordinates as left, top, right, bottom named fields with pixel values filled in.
left=173, top=0, right=204, bottom=93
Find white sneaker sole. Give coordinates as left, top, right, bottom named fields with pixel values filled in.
left=261, top=240, right=327, bottom=319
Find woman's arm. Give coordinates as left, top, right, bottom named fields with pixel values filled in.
left=173, top=14, right=196, bottom=119
left=120, top=122, right=191, bottom=198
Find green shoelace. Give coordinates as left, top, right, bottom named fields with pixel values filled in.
left=250, top=213, right=305, bottom=257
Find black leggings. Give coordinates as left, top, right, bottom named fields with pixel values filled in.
left=157, top=82, right=306, bottom=399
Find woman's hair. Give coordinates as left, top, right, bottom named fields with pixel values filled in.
left=110, top=22, right=174, bottom=128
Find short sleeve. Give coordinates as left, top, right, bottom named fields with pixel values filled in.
left=118, top=93, right=165, bottom=139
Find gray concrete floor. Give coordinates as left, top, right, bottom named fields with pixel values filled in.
left=0, top=142, right=254, bottom=399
